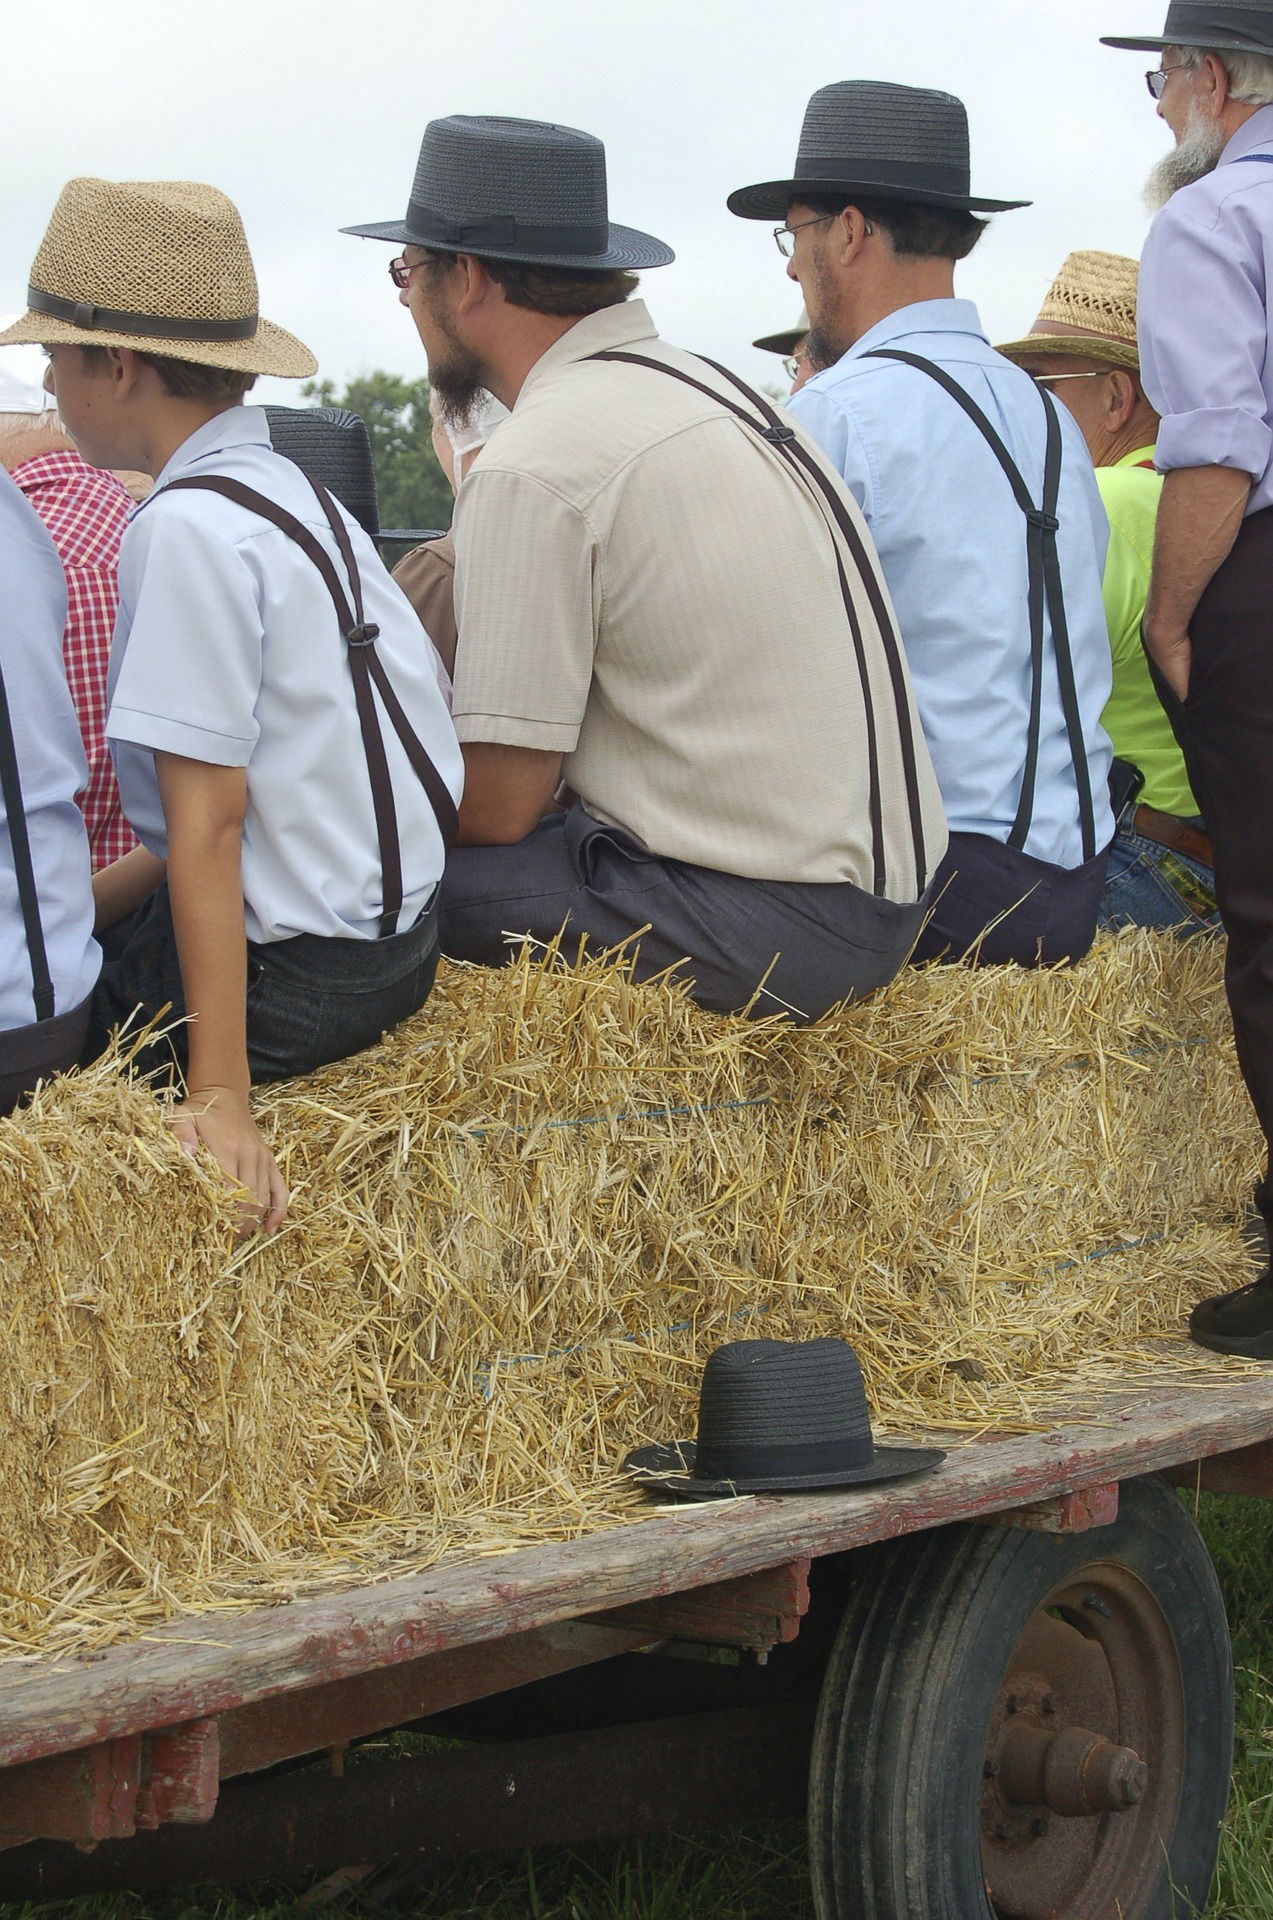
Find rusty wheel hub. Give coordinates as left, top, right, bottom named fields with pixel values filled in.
left=980, top=1568, right=1185, bottom=1920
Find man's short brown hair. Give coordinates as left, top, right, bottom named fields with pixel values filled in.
left=78, top=343, right=256, bottom=402
left=420, top=249, right=636, bottom=317
left=799, top=193, right=988, bottom=263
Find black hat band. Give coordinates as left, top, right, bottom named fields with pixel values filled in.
left=403, top=202, right=611, bottom=258
left=28, top=285, right=259, bottom=342
left=694, top=1433, right=874, bottom=1480
left=793, top=155, right=971, bottom=197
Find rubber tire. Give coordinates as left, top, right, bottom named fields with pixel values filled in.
left=807, top=1474, right=1233, bottom=1920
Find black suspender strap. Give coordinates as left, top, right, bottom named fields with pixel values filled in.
left=864, top=347, right=1097, bottom=864
left=161, top=473, right=458, bottom=939
left=0, top=655, right=55, bottom=1023
left=586, top=348, right=935, bottom=899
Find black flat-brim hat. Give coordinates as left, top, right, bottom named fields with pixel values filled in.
left=623, top=1336, right=945, bottom=1501
left=727, top=80, right=1029, bottom=222
left=1102, top=0, right=1273, bottom=54
left=265, top=405, right=380, bottom=541
left=343, top=115, right=674, bottom=272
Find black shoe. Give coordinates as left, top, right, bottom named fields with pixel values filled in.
left=1189, top=1274, right=1273, bottom=1357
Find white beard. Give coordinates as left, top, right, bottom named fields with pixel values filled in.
left=1144, top=105, right=1228, bottom=210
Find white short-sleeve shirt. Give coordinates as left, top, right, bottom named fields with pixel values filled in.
left=107, top=408, right=464, bottom=945
left=0, top=468, right=99, bottom=1030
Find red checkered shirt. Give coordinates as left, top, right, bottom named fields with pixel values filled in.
left=12, top=450, right=137, bottom=870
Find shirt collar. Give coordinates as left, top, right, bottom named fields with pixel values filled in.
left=1113, top=443, right=1159, bottom=469
left=144, top=404, right=271, bottom=501
left=8, top=448, right=97, bottom=489
left=516, top=299, right=661, bottom=403
left=846, top=298, right=987, bottom=360
left=1221, top=102, right=1273, bottom=163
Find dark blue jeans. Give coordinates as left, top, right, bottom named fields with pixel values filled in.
left=86, top=884, right=439, bottom=1085
left=1098, top=823, right=1221, bottom=935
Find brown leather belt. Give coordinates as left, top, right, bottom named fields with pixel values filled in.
left=1132, top=803, right=1213, bottom=870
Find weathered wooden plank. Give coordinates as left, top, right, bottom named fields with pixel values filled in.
left=1163, top=1436, right=1273, bottom=1496
left=985, top=1483, right=1120, bottom=1532
left=591, top=1558, right=810, bottom=1650
left=1, top=1370, right=1270, bottom=1773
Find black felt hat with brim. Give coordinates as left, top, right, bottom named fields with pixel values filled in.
left=623, top=1336, right=945, bottom=1501
left=264, top=405, right=380, bottom=542
left=1102, top=0, right=1273, bottom=55
left=343, top=115, right=674, bottom=272
left=727, top=81, right=1029, bottom=222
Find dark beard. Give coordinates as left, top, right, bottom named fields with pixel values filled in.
left=428, top=338, right=488, bottom=433
left=804, top=325, right=845, bottom=376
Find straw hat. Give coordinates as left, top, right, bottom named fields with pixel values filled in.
left=0, top=178, right=316, bottom=378
left=996, top=250, right=1141, bottom=373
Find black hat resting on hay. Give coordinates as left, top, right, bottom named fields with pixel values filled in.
left=727, top=80, right=1030, bottom=222
left=343, top=115, right=675, bottom=272
left=1102, top=0, right=1273, bottom=56
left=624, top=1337, right=945, bottom=1500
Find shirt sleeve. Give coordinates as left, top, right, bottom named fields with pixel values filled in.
left=107, top=503, right=264, bottom=767
left=450, top=467, right=598, bottom=751
left=1139, top=189, right=1273, bottom=479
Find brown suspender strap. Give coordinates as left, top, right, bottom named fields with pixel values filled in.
left=161, top=473, right=458, bottom=939
left=586, top=348, right=933, bottom=899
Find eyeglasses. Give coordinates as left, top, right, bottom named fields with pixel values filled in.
left=389, top=254, right=428, bottom=290
left=773, top=212, right=838, bottom=257
left=1029, top=368, right=1117, bottom=392
left=1145, top=64, right=1189, bottom=98
left=782, top=355, right=802, bottom=381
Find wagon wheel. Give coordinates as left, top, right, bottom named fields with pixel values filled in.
left=807, top=1475, right=1233, bottom=1920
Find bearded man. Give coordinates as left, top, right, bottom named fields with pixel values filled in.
left=1104, top=0, right=1273, bottom=1354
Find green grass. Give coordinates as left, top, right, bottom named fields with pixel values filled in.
left=4, top=1490, right=1272, bottom=1920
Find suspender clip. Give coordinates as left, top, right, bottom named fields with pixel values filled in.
left=760, top=424, right=796, bottom=444
left=1027, top=509, right=1060, bottom=532
left=346, top=622, right=380, bottom=647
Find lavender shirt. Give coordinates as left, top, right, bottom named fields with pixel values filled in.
left=1139, top=103, right=1273, bottom=513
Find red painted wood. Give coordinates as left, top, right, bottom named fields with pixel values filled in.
left=985, top=1483, right=1121, bottom=1532
left=1163, top=1437, right=1273, bottom=1498
left=136, top=1722, right=220, bottom=1829
left=1, top=1374, right=1271, bottom=1776
left=0, top=1739, right=143, bottom=1846
left=591, top=1558, right=811, bottom=1649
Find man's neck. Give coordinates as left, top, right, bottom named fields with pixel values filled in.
left=1220, top=97, right=1267, bottom=148
left=478, top=311, right=597, bottom=410
left=1099, top=411, right=1161, bottom=467
left=837, top=260, right=958, bottom=352
left=0, top=427, right=75, bottom=473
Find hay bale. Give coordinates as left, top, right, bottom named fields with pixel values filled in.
left=0, top=929, right=1260, bottom=1657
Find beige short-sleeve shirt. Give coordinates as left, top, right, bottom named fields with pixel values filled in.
left=450, top=301, right=945, bottom=900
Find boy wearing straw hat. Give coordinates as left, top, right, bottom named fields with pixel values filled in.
left=1, top=178, right=464, bottom=1234
left=997, top=250, right=1218, bottom=934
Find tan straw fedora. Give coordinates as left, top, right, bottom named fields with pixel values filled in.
left=997, top=250, right=1141, bottom=373
left=0, top=178, right=316, bottom=378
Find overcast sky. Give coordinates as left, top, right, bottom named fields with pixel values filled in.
left=4, top=0, right=1172, bottom=408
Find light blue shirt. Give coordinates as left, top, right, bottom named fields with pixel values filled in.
left=1139, top=104, right=1273, bottom=513
left=0, top=467, right=99, bottom=1031
left=108, top=407, right=464, bottom=945
left=789, top=300, right=1114, bottom=869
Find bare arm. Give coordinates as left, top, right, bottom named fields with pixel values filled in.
left=457, top=742, right=564, bottom=846
left=156, top=751, right=287, bottom=1234
left=1142, top=465, right=1252, bottom=700
left=92, top=845, right=167, bottom=933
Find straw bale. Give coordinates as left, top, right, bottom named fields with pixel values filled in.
left=0, top=929, right=1261, bottom=1658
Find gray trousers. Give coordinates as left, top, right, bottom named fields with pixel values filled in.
left=439, top=806, right=928, bottom=1024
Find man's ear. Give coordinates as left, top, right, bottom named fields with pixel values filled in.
left=835, top=205, right=875, bottom=265
left=451, top=252, right=495, bottom=319
left=1200, top=50, right=1231, bottom=112
left=107, top=346, right=146, bottom=399
left=1107, top=368, right=1139, bottom=433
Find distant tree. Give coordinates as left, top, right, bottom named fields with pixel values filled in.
left=300, top=371, right=454, bottom=537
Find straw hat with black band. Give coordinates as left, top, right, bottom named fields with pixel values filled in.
left=727, top=80, right=1030, bottom=222
left=0, top=178, right=316, bottom=379
left=1102, top=0, right=1273, bottom=56
left=996, top=251, right=1143, bottom=373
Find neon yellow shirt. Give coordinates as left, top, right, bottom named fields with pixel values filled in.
left=1096, top=447, right=1199, bottom=819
